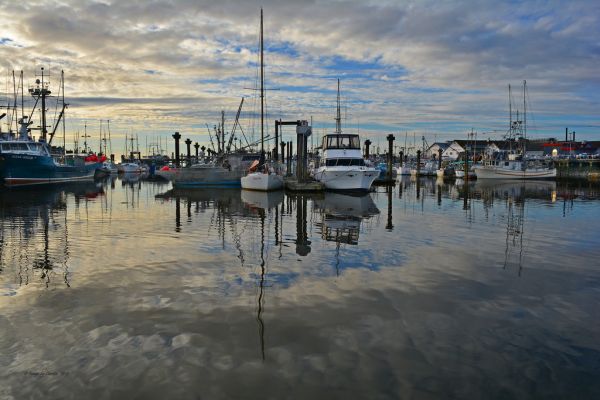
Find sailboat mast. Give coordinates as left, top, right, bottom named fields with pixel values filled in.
left=62, top=70, right=66, bottom=156
left=41, top=67, right=47, bottom=141
left=335, top=79, right=341, bottom=134
left=523, top=80, right=527, bottom=140
left=508, top=84, right=512, bottom=136
left=260, top=8, right=264, bottom=153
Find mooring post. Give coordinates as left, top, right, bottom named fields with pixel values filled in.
left=274, top=120, right=280, bottom=162
left=365, top=139, right=372, bottom=159
left=172, top=131, right=181, bottom=167
left=194, top=142, right=200, bottom=163
left=438, top=148, right=443, bottom=171
left=387, top=134, right=395, bottom=180
left=464, top=149, right=469, bottom=181
left=281, top=141, right=286, bottom=165
left=289, top=141, right=293, bottom=176
left=399, top=150, right=404, bottom=167
left=416, top=150, right=421, bottom=176
left=185, top=138, right=192, bottom=167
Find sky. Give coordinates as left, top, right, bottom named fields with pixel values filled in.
left=0, top=0, right=599, bottom=156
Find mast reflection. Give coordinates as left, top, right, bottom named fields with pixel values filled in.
left=0, top=183, right=104, bottom=288
left=473, top=180, right=557, bottom=275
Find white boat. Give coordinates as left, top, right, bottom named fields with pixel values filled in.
left=410, top=160, right=437, bottom=176
left=474, top=81, right=556, bottom=180
left=474, top=154, right=556, bottom=179
left=240, top=10, right=284, bottom=192
left=242, top=170, right=283, bottom=191
left=117, top=162, right=143, bottom=173
left=313, top=134, right=379, bottom=190
left=313, top=81, right=378, bottom=191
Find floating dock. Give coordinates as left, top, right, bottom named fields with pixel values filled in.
left=284, top=177, right=325, bottom=192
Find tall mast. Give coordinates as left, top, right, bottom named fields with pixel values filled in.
left=21, top=71, right=24, bottom=122
left=523, top=80, right=527, bottom=140
left=62, top=70, right=66, bottom=155
left=335, top=79, right=341, bottom=134
left=508, top=84, right=512, bottom=137
left=260, top=8, right=264, bottom=153
left=41, top=68, right=47, bottom=141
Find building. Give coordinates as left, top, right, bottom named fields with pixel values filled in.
left=425, top=142, right=450, bottom=159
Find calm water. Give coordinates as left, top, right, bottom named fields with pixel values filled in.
left=1, top=176, right=599, bottom=399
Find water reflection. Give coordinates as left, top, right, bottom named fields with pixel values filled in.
left=314, top=192, right=379, bottom=246
left=0, top=183, right=104, bottom=290
left=1, top=179, right=600, bottom=398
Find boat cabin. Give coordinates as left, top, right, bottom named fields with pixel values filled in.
left=0, top=141, right=50, bottom=156
left=322, top=134, right=361, bottom=151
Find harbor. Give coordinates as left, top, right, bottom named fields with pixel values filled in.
left=1, top=1, right=600, bottom=399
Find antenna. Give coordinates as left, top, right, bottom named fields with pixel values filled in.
left=335, top=79, right=341, bottom=134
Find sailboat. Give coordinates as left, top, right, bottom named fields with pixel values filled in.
left=474, top=81, right=556, bottom=179
left=312, top=80, right=379, bottom=191
left=241, top=9, right=284, bottom=192
left=0, top=69, right=101, bottom=186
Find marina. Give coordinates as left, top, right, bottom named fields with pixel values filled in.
left=1, top=1, right=599, bottom=398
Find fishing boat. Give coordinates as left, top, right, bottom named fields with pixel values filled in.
left=159, top=151, right=257, bottom=188
left=241, top=9, right=284, bottom=192
left=410, top=160, right=437, bottom=177
left=117, top=162, right=144, bottom=173
left=474, top=81, right=556, bottom=179
left=0, top=69, right=101, bottom=186
left=313, top=81, right=378, bottom=191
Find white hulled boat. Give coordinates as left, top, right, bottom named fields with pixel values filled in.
left=240, top=9, right=283, bottom=192
left=313, top=80, right=378, bottom=191
left=313, top=133, right=378, bottom=190
left=474, top=81, right=556, bottom=180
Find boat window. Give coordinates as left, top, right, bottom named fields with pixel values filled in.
left=324, top=135, right=361, bottom=149
left=10, top=143, right=30, bottom=151
left=1, top=144, right=10, bottom=151
left=326, top=136, right=338, bottom=149
left=325, top=158, right=365, bottom=166
left=505, top=161, right=509, bottom=166
left=339, top=136, right=351, bottom=148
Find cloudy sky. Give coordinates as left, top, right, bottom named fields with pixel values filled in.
left=0, top=0, right=598, bottom=155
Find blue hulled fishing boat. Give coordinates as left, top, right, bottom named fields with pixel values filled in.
left=0, top=68, right=100, bottom=186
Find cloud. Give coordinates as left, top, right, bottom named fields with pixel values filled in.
left=0, top=0, right=598, bottom=154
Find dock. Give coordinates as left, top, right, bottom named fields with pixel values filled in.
left=284, top=177, right=325, bottom=192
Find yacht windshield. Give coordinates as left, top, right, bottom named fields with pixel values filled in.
left=323, top=135, right=360, bottom=150
left=325, top=158, right=365, bottom=167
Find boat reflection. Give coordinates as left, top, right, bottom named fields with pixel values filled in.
left=0, top=183, right=104, bottom=289
left=241, top=190, right=284, bottom=211
left=314, top=192, right=379, bottom=246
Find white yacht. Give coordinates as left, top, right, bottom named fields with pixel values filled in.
left=313, top=134, right=378, bottom=191
left=312, top=80, right=378, bottom=191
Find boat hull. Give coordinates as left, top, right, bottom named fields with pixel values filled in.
left=0, top=153, right=100, bottom=187
left=171, top=166, right=244, bottom=188
left=473, top=166, right=557, bottom=179
left=314, top=168, right=378, bottom=191
left=241, top=172, right=284, bottom=191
